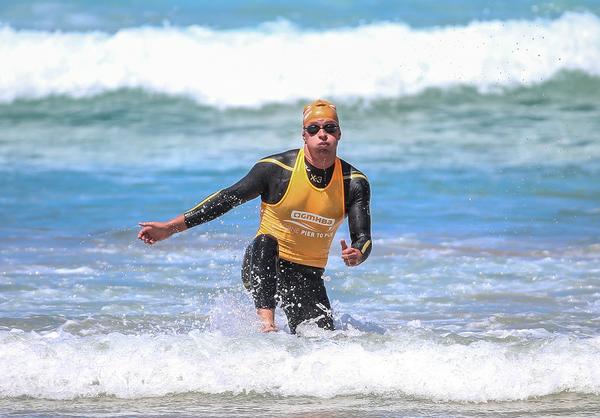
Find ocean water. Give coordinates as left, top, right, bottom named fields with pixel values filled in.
left=1, top=1, right=600, bottom=417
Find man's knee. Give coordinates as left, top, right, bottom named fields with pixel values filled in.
left=241, top=234, right=279, bottom=309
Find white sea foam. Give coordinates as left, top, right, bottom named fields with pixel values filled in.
left=1, top=13, right=599, bottom=106
left=54, top=266, right=96, bottom=275
left=1, top=329, right=599, bottom=401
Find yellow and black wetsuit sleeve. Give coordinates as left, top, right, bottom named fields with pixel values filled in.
left=183, top=149, right=298, bottom=228
left=184, top=164, right=267, bottom=228
left=342, top=160, right=372, bottom=261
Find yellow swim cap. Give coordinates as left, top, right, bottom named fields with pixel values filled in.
left=303, top=99, right=339, bottom=124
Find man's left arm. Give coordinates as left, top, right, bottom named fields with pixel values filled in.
left=341, top=177, right=372, bottom=266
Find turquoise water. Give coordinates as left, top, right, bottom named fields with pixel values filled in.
left=2, top=0, right=600, bottom=30
left=1, top=1, right=600, bottom=417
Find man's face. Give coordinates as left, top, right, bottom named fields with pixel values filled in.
left=302, top=118, right=341, bottom=161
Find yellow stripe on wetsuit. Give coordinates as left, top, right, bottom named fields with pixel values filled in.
left=343, top=173, right=368, bottom=181
left=360, top=239, right=371, bottom=254
left=187, top=158, right=292, bottom=214
left=257, top=158, right=294, bottom=171
left=187, top=190, right=220, bottom=212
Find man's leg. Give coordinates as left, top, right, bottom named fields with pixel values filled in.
left=277, top=259, right=335, bottom=334
left=241, top=234, right=279, bottom=332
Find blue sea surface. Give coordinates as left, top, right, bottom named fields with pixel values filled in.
left=1, top=0, right=600, bottom=30
left=1, top=1, right=600, bottom=416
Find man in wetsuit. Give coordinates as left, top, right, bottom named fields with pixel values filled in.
left=138, top=99, right=371, bottom=333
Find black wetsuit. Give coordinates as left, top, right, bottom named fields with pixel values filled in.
left=184, top=149, right=371, bottom=333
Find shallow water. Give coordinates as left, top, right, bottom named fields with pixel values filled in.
left=1, top=1, right=600, bottom=417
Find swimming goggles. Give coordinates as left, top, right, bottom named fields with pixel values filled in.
left=303, top=123, right=340, bottom=136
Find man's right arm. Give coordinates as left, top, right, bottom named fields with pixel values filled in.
left=184, top=163, right=268, bottom=228
left=138, top=163, right=270, bottom=245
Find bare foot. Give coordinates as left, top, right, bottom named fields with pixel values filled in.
left=260, top=323, right=278, bottom=333
left=257, top=308, right=277, bottom=333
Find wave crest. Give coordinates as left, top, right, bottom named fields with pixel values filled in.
left=1, top=13, right=600, bottom=106
left=1, top=329, right=600, bottom=401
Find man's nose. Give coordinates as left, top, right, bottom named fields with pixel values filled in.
left=318, top=129, right=328, bottom=140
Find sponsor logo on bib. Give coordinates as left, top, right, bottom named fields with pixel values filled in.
left=283, top=210, right=336, bottom=237
left=291, top=210, right=334, bottom=226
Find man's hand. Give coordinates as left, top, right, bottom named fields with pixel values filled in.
left=340, top=239, right=363, bottom=267
left=138, top=221, right=175, bottom=245
left=138, top=215, right=187, bottom=245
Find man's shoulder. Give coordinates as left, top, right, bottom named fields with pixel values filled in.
left=339, top=158, right=369, bottom=184
left=255, top=149, right=299, bottom=172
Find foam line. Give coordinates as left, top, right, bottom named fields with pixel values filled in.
left=1, top=330, right=600, bottom=401
left=1, top=13, right=599, bottom=106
